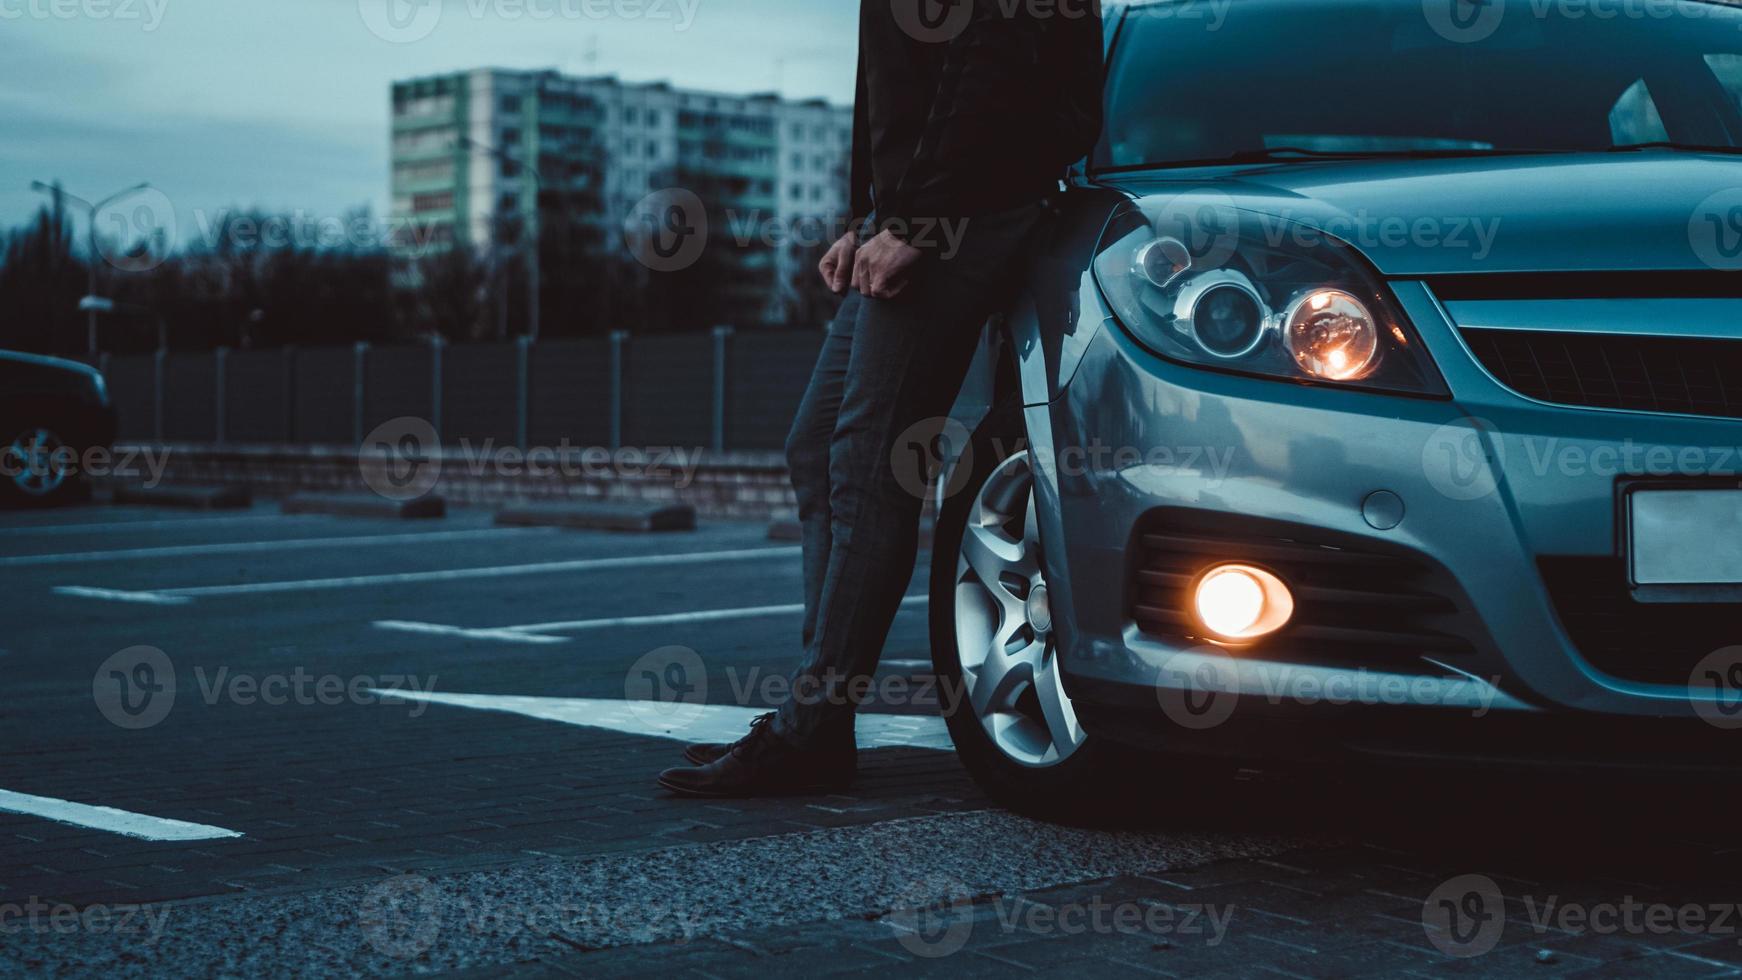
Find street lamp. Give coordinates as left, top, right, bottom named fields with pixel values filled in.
left=457, top=135, right=543, bottom=342
left=30, top=180, right=151, bottom=358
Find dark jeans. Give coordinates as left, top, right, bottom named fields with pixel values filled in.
left=774, top=202, right=1047, bottom=747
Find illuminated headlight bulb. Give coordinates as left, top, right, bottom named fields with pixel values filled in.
left=1192, top=564, right=1295, bottom=642
left=1285, top=289, right=1380, bottom=381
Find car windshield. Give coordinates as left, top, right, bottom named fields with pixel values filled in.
left=1097, top=0, right=1742, bottom=170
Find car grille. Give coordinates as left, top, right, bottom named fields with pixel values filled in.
left=1128, top=511, right=1479, bottom=672
left=1539, top=557, right=1741, bottom=687
left=1462, top=328, right=1742, bottom=419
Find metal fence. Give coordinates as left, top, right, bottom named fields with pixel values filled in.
left=100, top=328, right=829, bottom=452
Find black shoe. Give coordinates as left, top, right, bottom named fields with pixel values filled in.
left=659, top=713, right=857, bottom=798
left=681, top=712, right=841, bottom=766
left=682, top=741, right=729, bottom=766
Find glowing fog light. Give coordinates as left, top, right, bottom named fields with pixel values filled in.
left=1284, top=289, right=1380, bottom=381
left=1192, top=564, right=1295, bottom=642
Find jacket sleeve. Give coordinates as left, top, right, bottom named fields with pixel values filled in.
left=880, top=0, right=1104, bottom=240
left=847, top=42, right=875, bottom=233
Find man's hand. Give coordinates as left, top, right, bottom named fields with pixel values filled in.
left=851, top=230, right=924, bottom=300
left=818, top=232, right=858, bottom=295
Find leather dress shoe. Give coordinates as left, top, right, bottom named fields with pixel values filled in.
left=660, top=712, right=856, bottom=798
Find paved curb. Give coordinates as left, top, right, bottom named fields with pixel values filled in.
left=112, top=483, right=252, bottom=510
left=494, top=501, right=697, bottom=532
left=281, top=493, right=446, bottom=520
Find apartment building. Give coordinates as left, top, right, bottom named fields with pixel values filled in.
left=389, top=69, right=852, bottom=328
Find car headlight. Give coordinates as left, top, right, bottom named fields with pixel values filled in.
left=1094, top=201, right=1446, bottom=396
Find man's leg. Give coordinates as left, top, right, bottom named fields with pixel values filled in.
left=784, top=292, right=862, bottom=651
left=775, top=204, right=1046, bottom=745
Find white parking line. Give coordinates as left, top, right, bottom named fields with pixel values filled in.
left=372, top=621, right=571, bottom=645
left=0, top=528, right=555, bottom=567
left=369, top=691, right=954, bottom=751
left=3, top=514, right=323, bottom=537
left=372, top=595, right=927, bottom=644
left=55, top=546, right=804, bottom=604
left=53, top=586, right=191, bottom=606
left=0, top=788, right=243, bottom=841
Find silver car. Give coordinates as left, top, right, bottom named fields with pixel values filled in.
left=930, top=0, right=1742, bottom=813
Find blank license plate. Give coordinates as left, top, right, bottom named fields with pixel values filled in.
left=1630, top=489, right=1742, bottom=585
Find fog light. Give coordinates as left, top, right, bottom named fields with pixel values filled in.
left=1192, top=564, right=1294, bottom=642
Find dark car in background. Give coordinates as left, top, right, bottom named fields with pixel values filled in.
left=0, top=350, right=116, bottom=506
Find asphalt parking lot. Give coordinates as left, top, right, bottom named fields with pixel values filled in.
left=6, top=502, right=1742, bottom=977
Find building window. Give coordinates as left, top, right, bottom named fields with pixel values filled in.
left=412, top=192, right=455, bottom=213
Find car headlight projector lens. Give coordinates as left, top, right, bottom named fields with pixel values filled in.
left=1284, top=288, right=1379, bottom=381
left=1192, top=563, right=1294, bottom=642
left=1178, top=274, right=1267, bottom=359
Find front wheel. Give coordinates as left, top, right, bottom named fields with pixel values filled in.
left=929, top=398, right=1134, bottom=817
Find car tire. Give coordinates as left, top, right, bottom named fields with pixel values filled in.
left=929, top=396, right=1146, bottom=819
left=0, top=423, right=84, bottom=508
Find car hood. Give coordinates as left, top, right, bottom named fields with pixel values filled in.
left=1101, top=152, right=1740, bottom=277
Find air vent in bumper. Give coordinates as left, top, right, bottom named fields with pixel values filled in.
left=1539, top=556, right=1739, bottom=687
left=1128, top=511, right=1480, bottom=673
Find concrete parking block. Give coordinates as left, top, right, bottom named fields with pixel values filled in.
left=495, top=501, right=696, bottom=532
left=280, top=492, right=446, bottom=520
left=111, top=483, right=252, bottom=510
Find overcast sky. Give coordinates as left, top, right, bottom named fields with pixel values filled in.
left=0, top=0, right=859, bottom=244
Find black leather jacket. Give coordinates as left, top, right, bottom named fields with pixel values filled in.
left=851, top=0, right=1105, bottom=238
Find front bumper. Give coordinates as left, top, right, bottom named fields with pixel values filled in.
left=1041, top=279, right=1742, bottom=757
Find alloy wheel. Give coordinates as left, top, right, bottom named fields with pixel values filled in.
left=952, top=451, right=1086, bottom=767
left=6, top=427, right=72, bottom=497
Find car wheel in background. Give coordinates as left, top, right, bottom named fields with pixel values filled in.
left=1, top=424, right=82, bottom=507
